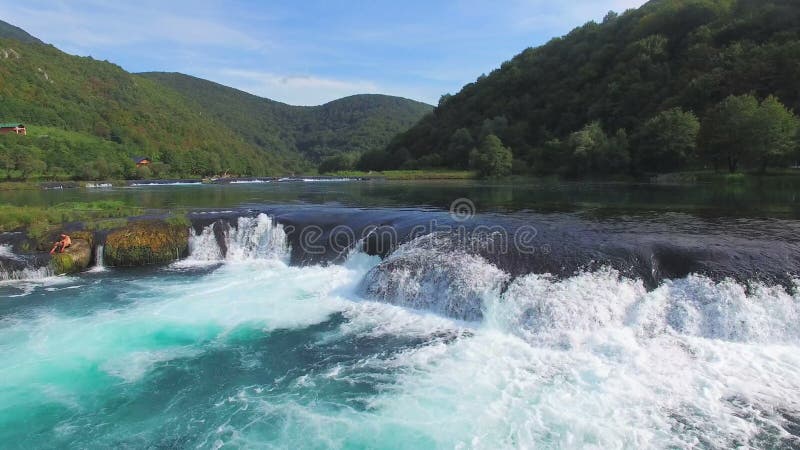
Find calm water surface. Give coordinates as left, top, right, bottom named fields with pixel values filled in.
left=2, top=179, right=799, bottom=217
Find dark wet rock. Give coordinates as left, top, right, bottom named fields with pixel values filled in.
left=186, top=206, right=800, bottom=289
left=212, top=220, right=229, bottom=258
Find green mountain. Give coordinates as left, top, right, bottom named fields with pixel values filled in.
left=0, top=37, right=289, bottom=178
left=383, top=0, right=800, bottom=175
left=0, top=23, right=431, bottom=180
left=0, top=19, right=42, bottom=44
left=138, top=72, right=433, bottom=163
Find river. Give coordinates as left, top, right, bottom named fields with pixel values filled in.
left=1, top=179, right=799, bottom=448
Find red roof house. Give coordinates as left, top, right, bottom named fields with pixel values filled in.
left=0, top=123, right=26, bottom=135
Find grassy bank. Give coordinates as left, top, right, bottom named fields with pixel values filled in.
left=0, top=201, right=143, bottom=241
left=652, top=170, right=800, bottom=185
left=331, top=170, right=477, bottom=180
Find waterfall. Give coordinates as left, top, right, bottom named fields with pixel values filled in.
left=0, top=265, right=54, bottom=282
left=0, top=244, right=54, bottom=281
left=182, top=214, right=289, bottom=265
left=89, top=245, right=106, bottom=272
left=359, top=233, right=509, bottom=321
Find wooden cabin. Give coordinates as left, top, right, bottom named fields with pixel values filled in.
left=132, top=156, right=152, bottom=168
left=0, top=123, right=26, bottom=135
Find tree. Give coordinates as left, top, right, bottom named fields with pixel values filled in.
left=634, top=108, right=700, bottom=172
left=699, top=95, right=799, bottom=173
left=603, top=128, right=631, bottom=174
left=445, top=128, right=474, bottom=167
left=528, top=139, right=566, bottom=175
left=698, top=94, right=760, bottom=173
left=135, top=165, right=152, bottom=179
left=356, top=150, right=391, bottom=172
left=469, top=134, right=513, bottom=178
left=318, top=154, right=356, bottom=173
left=753, top=96, right=800, bottom=172
left=0, top=145, right=14, bottom=179
left=15, top=153, right=46, bottom=180
left=566, top=122, right=606, bottom=177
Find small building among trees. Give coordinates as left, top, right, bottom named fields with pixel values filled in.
left=132, top=156, right=151, bottom=167
left=0, top=123, right=26, bottom=135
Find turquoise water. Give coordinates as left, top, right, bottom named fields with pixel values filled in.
left=2, top=184, right=800, bottom=448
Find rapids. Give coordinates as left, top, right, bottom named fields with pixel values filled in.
left=1, top=213, right=799, bottom=448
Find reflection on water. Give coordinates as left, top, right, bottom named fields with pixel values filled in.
left=2, top=179, right=800, bottom=218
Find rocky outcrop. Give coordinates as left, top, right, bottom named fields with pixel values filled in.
left=104, top=220, right=189, bottom=267
left=50, top=238, right=92, bottom=275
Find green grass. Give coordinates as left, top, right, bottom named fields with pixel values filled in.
left=653, top=169, right=800, bottom=185
left=331, top=170, right=477, bottom=180
left=164, top=213, right=191, bottom=228
left=0, top=201, right=143, bottom=241
left=0, top=181, right=42, bottom=190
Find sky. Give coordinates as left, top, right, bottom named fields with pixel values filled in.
left=0, top=0, right=646, bottom=106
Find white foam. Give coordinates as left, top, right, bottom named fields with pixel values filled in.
left=130, top=182, right=202, bottom=186
left=360, top=234, right=509, bottom=321
left=629, top=275, right=800, bottom=343
left=0, top=246, right=380, bottom=393
left=101, top=348, right=201, bottom=383
left=0, top=265, right=55, bottom=282
left=3, top=230, right=800, bottom=447
left=297, top=178, right=352, bottom=183
left=486, top=268, right=645, bottom=347
left=87, top=244, right=107, bottom=273
left=230, top=179, right=270, bottom=184
left=0, top=244, right=23, bottom=261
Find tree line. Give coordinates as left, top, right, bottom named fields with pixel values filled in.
left=320, top=93, right=799, bottom=178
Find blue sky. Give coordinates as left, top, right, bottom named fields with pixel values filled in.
left=0, top=0, right=645, bottom=106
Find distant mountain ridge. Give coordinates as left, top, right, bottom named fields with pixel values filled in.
left=139, top=72, right=433, bottom=163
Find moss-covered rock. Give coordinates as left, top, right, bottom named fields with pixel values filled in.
left=50, top=238, right=92, bottom=274
left=104, top=220, right=189, bottom=267
left=35, top=230, right=94, bottom=252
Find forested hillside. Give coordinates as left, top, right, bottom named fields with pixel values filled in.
left=0, top=35, right=287, bottom=178
left=139, top=72, right=432, bottom=163
left=381, top=0, right=800, bottom=176
left=0, top=20, right=431, bottom=180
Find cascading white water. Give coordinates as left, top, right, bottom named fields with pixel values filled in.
left=225, top=215, right=289, bottom=261
left=89, top=245, right=106, bottom=272
left=0, top=244, right=21, bottom=261
left=0, top=265, right=54, bottom=282
left=181, top=214, right=289, bottom=265
left=355, top=256, right=800, bottom=448
left=3, top=226, right=800, bottom=447
left=359, top=233, right=509, bottom=321
left=0, top=244, right=54, bottom=281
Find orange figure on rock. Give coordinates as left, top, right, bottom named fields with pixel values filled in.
left=50, top=234, right=72, bottom=255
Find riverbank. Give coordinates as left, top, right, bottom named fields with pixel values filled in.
left=328, top=170, right=476, bottom=180
left=5, top=168, right=800, bottom=191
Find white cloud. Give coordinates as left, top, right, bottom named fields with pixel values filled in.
left=0, top=1, right=266, bottom=51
